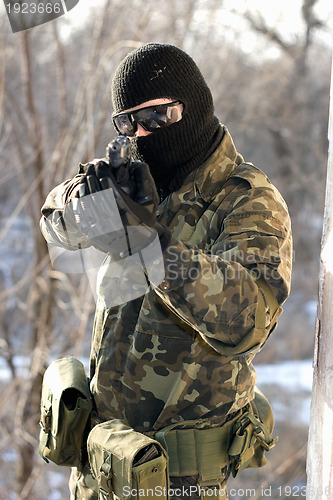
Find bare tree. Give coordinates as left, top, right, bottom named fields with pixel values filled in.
left=0, top=2, right=204, bottom=496
left=306, top=51, right=333, bottom=499
left=0, top=0, right=331, bottom=497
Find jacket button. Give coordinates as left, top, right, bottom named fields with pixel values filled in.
left=160, top=280, right=170, bottom=291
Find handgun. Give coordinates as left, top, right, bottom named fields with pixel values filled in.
left=106, top=135, right=131, bottom=194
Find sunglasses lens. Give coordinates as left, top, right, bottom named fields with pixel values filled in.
left=136, top=103, right=182, bottom=132
left=113, top=114, right=136, bottom=136
left=113, top=101, right=183, bottom=137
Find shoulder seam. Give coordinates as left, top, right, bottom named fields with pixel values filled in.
left=229, top=162, right=273, bottom=189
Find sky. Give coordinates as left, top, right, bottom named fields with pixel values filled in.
left=66, top=0, right=333, bottom=33
left=236, top=0, right=333, bottom=44
left=61, top=0, right=333, bottom=63
left=2, top=0, right=332, bottom=46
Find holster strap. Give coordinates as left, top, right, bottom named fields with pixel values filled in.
left=228, top=409, right=277, bottom=476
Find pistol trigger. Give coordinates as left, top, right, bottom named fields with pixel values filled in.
left=99, top=177, right=113, bottom=190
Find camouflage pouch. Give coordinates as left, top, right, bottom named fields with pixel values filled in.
left=229, top=387, right=277, bottom=477
left=87, top=419, right=169, bottom=500
left=39, top=357, right=93, bottom=468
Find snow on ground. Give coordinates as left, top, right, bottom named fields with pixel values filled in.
left=256, top=359, right=313, bottom=393
left=256, top=360, right=313, bottom=426
left=0, top=355, right=313, bottom=425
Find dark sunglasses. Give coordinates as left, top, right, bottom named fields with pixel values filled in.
left=112, top=100, right=183, bottom=137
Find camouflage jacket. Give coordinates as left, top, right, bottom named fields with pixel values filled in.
left=40, top=127, right=292, bottom=433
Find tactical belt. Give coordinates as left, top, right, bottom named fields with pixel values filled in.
left=147, top=393, right=276, bottom=490
left=149, top=418, right=235, bottom=483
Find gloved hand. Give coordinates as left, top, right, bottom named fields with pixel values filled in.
left=72, top=159, right=171, bottom=257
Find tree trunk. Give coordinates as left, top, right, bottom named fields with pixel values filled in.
left=15, top=29, right=57, bottom=498
left=306, top=52, right=333, bottom=499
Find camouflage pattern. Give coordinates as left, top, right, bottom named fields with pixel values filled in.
left=86, top=127, right=292, bottom=430
left=41, top=126, right=292, bottom=498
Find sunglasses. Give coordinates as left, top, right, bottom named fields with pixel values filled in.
left=112, top=100, right=183, bottom=137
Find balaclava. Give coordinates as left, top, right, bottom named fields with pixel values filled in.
left=111, top=43, right=224, bottom=198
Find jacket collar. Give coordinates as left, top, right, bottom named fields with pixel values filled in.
left=159, top=126, right=244, bottom=212
left=193, top=125, right=244, bottom=202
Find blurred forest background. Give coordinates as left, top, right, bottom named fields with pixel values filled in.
left=0, top=0, right=332, bottom=498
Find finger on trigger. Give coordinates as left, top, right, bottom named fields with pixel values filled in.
left=134, top=162, right=154, bottom=205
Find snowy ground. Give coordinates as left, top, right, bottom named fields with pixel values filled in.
left=0, top=355, right=314, bottom=426
left=0, top=356, right=313, bottom=499
left=256, top=359, right=313, bottom=426
left=0, top=213, right=315, bottom=498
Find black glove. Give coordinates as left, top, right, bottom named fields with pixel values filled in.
left=72, top=159, right=171, bottom=257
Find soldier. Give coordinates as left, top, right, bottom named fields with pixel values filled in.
left=40, top=43, right=292, bottom=499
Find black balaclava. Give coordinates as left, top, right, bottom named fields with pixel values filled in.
left=111, top=43, right=224, bottom=199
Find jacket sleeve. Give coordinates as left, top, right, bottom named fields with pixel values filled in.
left=40, top=175, right=92, bottom=250
left=153, top=178, right=292, bottom=356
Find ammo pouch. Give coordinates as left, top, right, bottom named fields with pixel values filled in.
left=87, top=419, right=169, bottom=500
left=228, top=387, right=277, bottom=477
left=39, top=357, right=93, bottom=468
